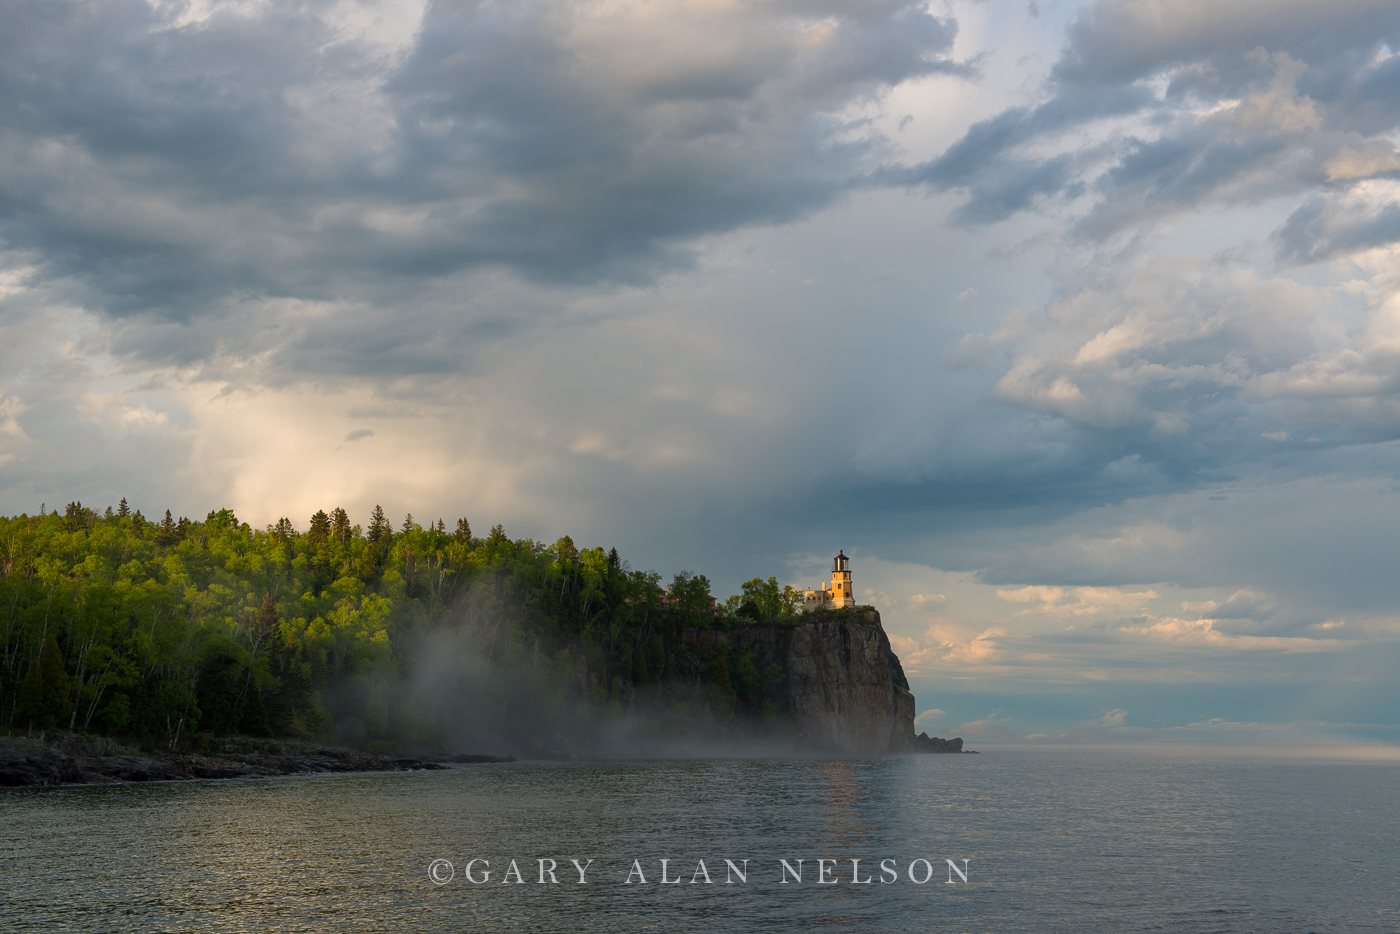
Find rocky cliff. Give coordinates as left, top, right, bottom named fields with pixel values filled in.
left=720, top=608, right=916, bottom=753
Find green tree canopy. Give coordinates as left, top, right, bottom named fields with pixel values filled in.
left=0, top=502, right=799, bottom=747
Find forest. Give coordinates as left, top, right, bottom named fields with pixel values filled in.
left=0, top=501, right=808, bottom=752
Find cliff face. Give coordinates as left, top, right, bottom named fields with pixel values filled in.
left=726, top=609, right=915, bottom=753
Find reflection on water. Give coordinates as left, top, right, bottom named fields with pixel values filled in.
left=810, top=760, right=881, bottom=927
left=3, top=747, right=1399, bottom=932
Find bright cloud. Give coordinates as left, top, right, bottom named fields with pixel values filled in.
left=996, top=585, right=1158, bottom=617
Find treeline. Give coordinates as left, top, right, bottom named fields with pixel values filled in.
left=0, top=500, right=806, bottom=750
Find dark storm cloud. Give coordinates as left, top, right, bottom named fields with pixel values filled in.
left=0, top=0, right=962, bottom=341
left=0, top=1, right=340, bottom=312
left=377, top=0, right=962, bottom=279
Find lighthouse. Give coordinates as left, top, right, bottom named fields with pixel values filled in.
left=804, top=550, right=857, bottom=611
left=831, top=549, right=855, bottom=609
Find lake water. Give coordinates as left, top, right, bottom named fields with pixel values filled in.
left=3, top=744, right=1399, bottom=933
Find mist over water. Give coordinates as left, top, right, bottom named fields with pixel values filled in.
left=4, top=746, right=1399, bottom=933
left=354, top=624, right=818, bottom=759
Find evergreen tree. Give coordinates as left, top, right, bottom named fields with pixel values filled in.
left=117, top=497, right=129, bottom=518
left=15, top=634, right=70, bottom=732
left=265, top=638, right=316, bottom=736
left=63, top=501, right=95, bottom=531
left=367, top=505, right=390, bottom=544
left=358, top=544, right=380, bottom=581
left=14, top=659, right=42, bottom=732
left=156, top=509, right=178, bottom=544
left=401, top=513, right=415, bottom=534
left=256, top=592, right=279, bottom=637
left=331, top=507, right=351, bottom=542
left=308, top=510, right=332, bottom=544
left=455, top=518, right=471, bottom=542
left=647, top=636, right=666, bottom=680
left=238, top=684, right=272, bottom=737
left=196, top=642, right=248, bottom=735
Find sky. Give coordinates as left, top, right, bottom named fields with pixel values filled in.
left=3, top=0, right=1400, bottom=743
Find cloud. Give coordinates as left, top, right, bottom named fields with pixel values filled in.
left=0, top=0, right=965, bottom=371
left=1097, top=708, right=1128, bottom=726
left=1323, top=142, right=1400, bottom=183
left=1274, top=182, right=1400, bottom=264
left=1207, top=589, right=1275, bottom=620
left=1050, top=0, right=1399, bottom=85
left=996, top=584, right=1157, bottom=617
left=898, top=0, right=1400, bottom=250
left=1119, top=616, right=1347, bottom=653
left=0, top=394, right=33, bottom=468
left=914, top=708, right=946, bottom=730
left=979, top=250, right=1400, bottom=450
left=996, top=585, right=1064, bottom=603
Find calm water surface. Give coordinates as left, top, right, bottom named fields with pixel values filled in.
left=3, top=744, right=1399, bottom=933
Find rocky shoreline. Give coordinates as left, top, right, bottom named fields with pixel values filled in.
left=0, top=735, right=518, bottom=788
left=1, top=730, right=973, bottom=788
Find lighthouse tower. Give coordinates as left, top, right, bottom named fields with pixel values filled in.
left=831, top=550, right=855, bottom=609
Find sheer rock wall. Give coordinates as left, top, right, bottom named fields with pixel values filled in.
left=727, top=608, right=916, bottom=753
